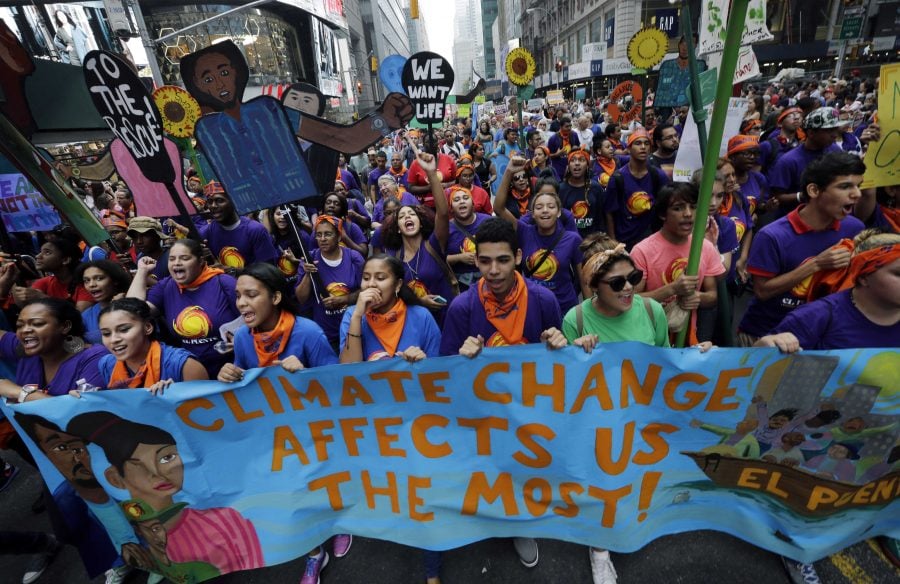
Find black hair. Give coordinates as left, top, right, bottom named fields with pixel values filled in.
left=468, top=143, right=484, bottom=157
left=605, top=123, right=620, bottom=138
left=180, top=41, right=249, bottom=111
left=533, top=176, right=561, bottom=196
left=580, top=232, right=635, bottom=287
left=526, top=130, right=541, bottom=144
left=592, top=135, right=611, bottom=154
left=796, top=96, right=819, bottom=114
left=362, top=254, right=423, bottom=307
left=43, top=236, right=83, bottom=270
left=651, top=182, right=699, bottom=232
left=168, top=238, right=205, bottom=261
left=382, top=205, right=435, bottom=250
left=98, top=298, right=158, bottom=340
left=283, top=82, right=325, bottom=116
left=504, top=127, right=518, bottom=140
left=67, top=412, right=175, bottom=475
left=771, top=408, right=799, bottom=421
left=652, top=123, right=675, bottom=144
left=13, top=412, right=63, bottom=446
left=322, top=191, right=349, bottom=218
left=21, top=297, right=85, bottom=338
left=474, top=217, right=519, bottom=255
left=376, top=150, right=387, bottom=159
left=801, top=151, right=866, bottom=193
left=53, top=10, right=75, bottom=28
left=238, top=263, right=302, bottom=315
left=559, top=115, right=572, bottom=126
left=74, top=260, right=132, bottom=296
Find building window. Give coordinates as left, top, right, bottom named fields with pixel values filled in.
left=590, top=17, right=603, bottom=43
left=577, top=27, right=587, bottom=62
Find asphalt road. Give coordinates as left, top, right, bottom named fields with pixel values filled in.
left=1, top=451, right=897, bottom=584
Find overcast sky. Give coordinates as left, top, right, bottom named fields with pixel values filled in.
left=420, top=0, right=455, bottom=67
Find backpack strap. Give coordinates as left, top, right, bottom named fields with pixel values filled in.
left=576, top=302, right=584, bottom=337
left=521, top=228, right=565, bottom=278
left=641, top=296, right=656, bottom=329
left=424, top=239, right=460, bottom=297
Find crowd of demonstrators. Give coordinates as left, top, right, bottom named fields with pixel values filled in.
left=0, top=69, right=896, bottom=584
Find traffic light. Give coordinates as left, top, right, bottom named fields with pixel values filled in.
left=555, top=60, right=564, bottom=72
left=357, top=81, right=363, bottom=94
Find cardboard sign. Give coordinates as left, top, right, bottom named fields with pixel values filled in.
left=862, top=62, right=900, bottom=188
left=607, top=81, right=643, bottom=124
left=546, top=90, right=564, bottom=105
left=379, top=54, right=407, bottom=94
left=83, top=51, right=173, bottom=184
left=673, top=98, right=748, bottom=182
left=0, top=173, right=60, bottom=232
left=401, top=52, right=454, bottom=125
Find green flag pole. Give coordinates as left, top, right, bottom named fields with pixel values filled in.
left=675, top=0, right=749, bottom=348
left=680, top=1, right=708, bottom=160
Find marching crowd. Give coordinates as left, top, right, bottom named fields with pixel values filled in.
left=0, top=69, right=897, bottom=584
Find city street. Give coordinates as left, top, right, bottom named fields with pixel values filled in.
left=1, top=451, right=897, bottom=584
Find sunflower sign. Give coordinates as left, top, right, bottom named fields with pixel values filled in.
left=505, top=48, right=536, bottom=87
left=152, top=86, right=201, bottom=139
left=627, top=28, right=668, bottom=71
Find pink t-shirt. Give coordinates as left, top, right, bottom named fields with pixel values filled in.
left=165, top=507, right=264, bottom=574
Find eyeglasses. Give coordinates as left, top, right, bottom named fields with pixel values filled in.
left=315, top=231, right=337, bottom=239
left=597, top=269, right=643, bottom=292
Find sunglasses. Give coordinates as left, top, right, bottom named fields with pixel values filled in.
left=597, top=269, right=643, bottom=292
left=512, top=174, right=528, bottom=181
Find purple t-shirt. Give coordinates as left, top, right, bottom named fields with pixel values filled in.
left=767, top=144, right=840, bottom=194
left=392, top=233, right=455, bottom=307
left=770, top=290, right=900, bottom=349
left=368, top=167, right=389, bottom=198
left=558, top=180, right=616, bottom=236
left=200, top=217, right=279, bottom=269
left=338, top=168, right=360, bottom=191
left=274, top=231, right=313, bottom=286
left=0, top=335, right=107, bottom=394
left=296, top=248, right=364, bottom=344
left=518, top=220, right=584, bottom=314
left=607, top=165, right=670, bottom=247
left=439, top=278, right=562, bottom=355
left=738, top=209, right=865, bottom=337
left=373, top=193, right=419, bottom=223
left=715, top=214, right=740, bottom=281
left=448, top=213, right=492, bottom=277
left=147, top=274, right=240, bottom=376
left=339, top=304, right=441, bottom=361
left=546, top=132, right=581, bottom=178
left=739, top=170, right=770, bottom=215
left=720, top=192, right=754, bottom=246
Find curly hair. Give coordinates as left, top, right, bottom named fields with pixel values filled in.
left=381, top=204, right=435, bottom=250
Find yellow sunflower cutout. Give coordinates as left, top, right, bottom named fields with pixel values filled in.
left=152, top=86, right=201, bottom=138
left=506, top=47, right=536, bottom=87
left=627, top=28, right=669, bottom=70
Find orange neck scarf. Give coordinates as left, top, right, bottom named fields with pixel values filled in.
left=719, top=193, right=735, bottom=216
left=597, top=157, right=616, bottom=177
left=178, top=265, right=225, bottom=293
left=366, top=299, right=407, bottom=357
left=559, top=129, right=571, bottom=149
left=252, top=310, right=296, bottom=367
left=808, top=241, right=900, bottom=301
left=510, top=186, right=531, bottom=216
left=109, top=341, right=162, bottom=389
left=881, top=205, right=900, bottom=233
left=389, top=166, right=407, bottom=178
left=478, top=272, right=529, bottom=345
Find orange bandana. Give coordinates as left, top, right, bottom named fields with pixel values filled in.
left=559, top=129, right=571, bottom=150
left=808, top=241, right=900, bottom=301
left=455, top=164, right=475, bottom=178
left=881, top=206, right=900, bottom=233
left=478, top=272, right=529, bottom=345
left=366, top=299, right=407, bottom=357
left=389, top=166, right=407, bottom=178
left=178, top=265, right=225, bottom=293
left=314, top=214, right=343, bottom=237
left=252, top=310, right=296, bottom=367
left=108, top=341, right=162, bottom=389
left=568, top=149, right=591, bottom=163
left=597, top=156, right=616, bottom=177
left=510, top=186, right=531, bottom=216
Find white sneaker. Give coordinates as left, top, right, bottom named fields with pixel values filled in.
left=589, top=548, right=618, bottom=584
left=104, top=565, right=132, bottom=584
left=146, top=573, right=165, bottom=584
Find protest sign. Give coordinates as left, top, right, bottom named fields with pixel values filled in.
left=733, top=46, right=761, bottom=85
left=607, top=81, right=643, bottom=124
left=379, top=55, right=408, bottom=94
left=0, top=173, right=60, bottom=232
left=673, top=98, right=748, bottom=182
left=546, top=90, right=564, bottom=105
left=402, top=52, right=454, bottom=125
left=4, top=344, right=897, bottom=582
left=180, top=41, right=318, bottom=215
left=862, top=62, right=900, bottom=189
left=83, top=50, right=198, bottom=227
left=699, top=0, right=773, bottom=55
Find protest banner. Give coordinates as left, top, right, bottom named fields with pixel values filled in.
left=546, top=90, right=564, bottom=105
left=0, top=173, right=60, bottom=232
left=3, top=344, right=897, bottom=582
left=699, top=0, right=773, bottom=55
left=179, top=41, right=318, bottom=215
left=673, top=98, right=748, bottom=182
left=862, top=62, right=900, bottom=189
left=83, top=50, right=198, bottom=230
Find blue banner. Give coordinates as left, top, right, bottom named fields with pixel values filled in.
left=2, top=344, right=898, bottom=581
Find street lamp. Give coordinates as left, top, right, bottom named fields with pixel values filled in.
left=526, top=7, right=560, bottom=89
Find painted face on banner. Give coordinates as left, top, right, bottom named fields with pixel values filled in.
left=192, top=52, right=239, bottom=109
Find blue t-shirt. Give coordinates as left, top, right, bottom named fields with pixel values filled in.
left=98, top=343, right=194, bottom=385
left=233, top=314, right=338, bottom=369
left=339, top=304, right=441, bottom=361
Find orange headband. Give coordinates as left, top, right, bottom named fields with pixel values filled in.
left=567, top=149, right=591, bottom=163
left=448, top=185, right=473, bottom=200
left=727, top=134, right=760, bottom=157
left=314, top=214, right=343, bottom=237
left=534, top=146, right=550, bottom=157
left=455, top=164, right=475, bottom=178
left=627, top=129, right=650, bottom=147
left=777, top=107, right=802, bottom=125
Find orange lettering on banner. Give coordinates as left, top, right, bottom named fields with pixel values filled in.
left=706, top=368, right=751, bottom=412
left=408, top=475, right=434, bottom=521
left=340, top=376, right=374, bottom=406
left=473, top=362, right=512, bottom=404
left=223, top=390, right=264, bottom=422
left=807, top=485, right=839, bottom=511
left=374, top=417, right=406, bottom=457
left=280, top=377, right=331, bottom=409
left=737, top=467, right=767, bottom=489
left=620, top=360, right=662, bottom=407
left=513, top=423, right=555, bottom=468
left=411, top=415, right=452, bottom=458
left=633, top=423, right=679, bottom=465
left=309, top=471, right=352, bottom=510
left=554, top=482, right=584, bottom=517
left=339, top=418, right=368, bottom=455
left=523, top=477, right=552, bottom=516
left=369, top=370, right=412, bottom=402
left=272, top=425, right=310, bottom=470
left=569, top=362, right=613, bottom=413
left=257, top=377, right=286, bottom=414
left=361, top=470, right=400, bottom=513
left=419, top=371, right=452, bottom=404
left=594, top=422, right=635, bottom=475
left=176, top=398, right=223, bottom=431
left=662, top=372, right=710, bottom=411
left=457, top=416, right=509, bottom=455
left=587, top=484, right=632, bottom=528
left=309, top=420, right=336, bottom=461
left=461, top=471, right=518, bottom=516
left=522, top=362, right=566, bottom=412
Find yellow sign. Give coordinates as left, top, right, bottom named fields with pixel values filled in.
left=627, top=28, right=668, bottom=70
left=862, top=62, right=900, bottom=189
left=505, top=47, right=536, bottom=87
left=546, top=90, right=564, bottom=105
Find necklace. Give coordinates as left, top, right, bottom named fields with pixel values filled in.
left=404, top=244, right=421, bottom=279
